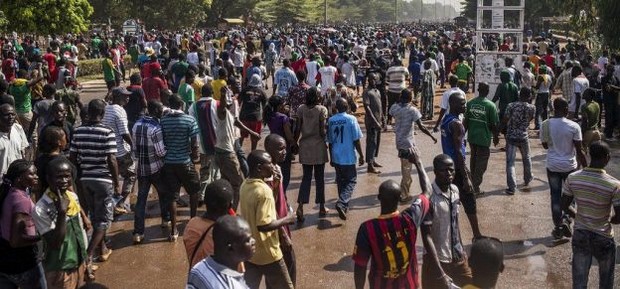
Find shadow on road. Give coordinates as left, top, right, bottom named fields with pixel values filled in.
left=323, top=255, right=354, bottom=273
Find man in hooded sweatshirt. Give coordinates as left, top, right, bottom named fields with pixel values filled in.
left=492, top=69, right=519, bottom=138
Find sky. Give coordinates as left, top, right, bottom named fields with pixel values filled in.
left=419, top=0, right=462, bottom=12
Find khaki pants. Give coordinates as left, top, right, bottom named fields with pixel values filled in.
left=583, top=129, right=601, bottom=153
left=45, top=263, right=85, bottom=289
left=214, top=150, right=244, bottom=209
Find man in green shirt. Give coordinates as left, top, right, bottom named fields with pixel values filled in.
left=34, top=158, right=93, bottom=286
left=454, top=55, right=472, bottom=92
left=465, top=82, right=499, bottom=195
left=102, top=52, right=119, bottom=97
left=492, top=70, right=519, bottom=136
left=580, top=89, right=601, bottom=152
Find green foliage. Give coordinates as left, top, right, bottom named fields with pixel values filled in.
left=1, top=0, right=93, bottom=34
left=596, top=0, right=620, bottom=51
left=77, top=55, right=131, bottom=77
left=0, top=11, right=8, bottom=32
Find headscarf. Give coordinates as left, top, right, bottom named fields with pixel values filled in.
left=248, top=74, right=262, bottom=88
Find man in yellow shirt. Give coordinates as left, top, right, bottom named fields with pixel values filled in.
left=212, top=68, right=228, bottom=101
left=238, top=150, right=295, bottom=289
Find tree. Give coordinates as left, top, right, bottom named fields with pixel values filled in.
left=1, top=0, right=93, bottom=34
left=0, top=11, right=8, bottom=32
left=597, top=0, right=620, bottom=50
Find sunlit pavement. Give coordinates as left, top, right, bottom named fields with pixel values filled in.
left=78, top=76, right=620, bottom=289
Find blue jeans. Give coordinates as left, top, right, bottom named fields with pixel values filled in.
left=335, top=164, right=357, bottom=210
left=505, top=139, right=532, bottom=192
left=297, top=164, right=325, bottom=204
left=133, top=172, right=168, bottom=235
left=0, top=262, right=47, bottom=289
left=572, top=229, right=616, bottom=289
left=234, top=139, right=249, bottom=178
left=547, top=169, right=573, bottom=226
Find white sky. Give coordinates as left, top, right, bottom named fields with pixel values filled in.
left=415, top=0, right=462, bottom=12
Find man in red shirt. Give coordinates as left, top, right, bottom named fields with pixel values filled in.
left=142, top=69, right=168, bottom=103
left=43, top=48, right=57, bottom=84
left=141, top=54, right=161, bottom=79
left=1, top=51, right=17, bottom=82
left=353, top=157, right=453, bottom=289
left=290, top=52, right=306, bottom=74
left=543, top=48, right=556, bottom=72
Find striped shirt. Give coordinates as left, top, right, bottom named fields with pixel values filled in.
left=132, top=116, right=166, bottom=177
left=70, top=123, right=117, bottom=182
left=102, top=104, right=131, bottom=157
left=386, top=66, right=409, bottom=93
left=160, top=110, right=199, bottom=164
left=187, top=257, right=248, bottom=289
left=563, top=168, right=620, bottom=238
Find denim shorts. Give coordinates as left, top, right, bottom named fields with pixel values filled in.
left=81, top=179, right=114, bottom=230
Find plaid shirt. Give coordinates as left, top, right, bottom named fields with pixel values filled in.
left=555, top=68, right=574, bottom=101
left=132, top=116, right=166, bottom=176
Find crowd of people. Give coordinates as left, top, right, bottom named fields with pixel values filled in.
left=0, top=21, right=619, bottom=289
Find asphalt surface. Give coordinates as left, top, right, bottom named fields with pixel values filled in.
left=77, top=74, right=620, bottom=289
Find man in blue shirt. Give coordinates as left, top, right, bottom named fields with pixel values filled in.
left=160, top=94, right=201, bottom=242
left=328, top=98, right=364, bottom=220
left=440, top=92, right=482, bottom=239
left=408, top=56, right=421, bottom=103
left=274, top=59, right=298, bottom=97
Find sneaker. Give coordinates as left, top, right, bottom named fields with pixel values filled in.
left=561, top=221, right=573, bottom=238
left=335, top=206, right=347, bottom=221
left=133, top=233, right=145, bottom=244
left=505, top=189, right=516, bottom=195
left=168, top=231, right=179, bottom=242
left=552, top=226, right=564, bottom=240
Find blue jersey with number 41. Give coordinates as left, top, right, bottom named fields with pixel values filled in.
left=327, top=112, right=363, bottom=165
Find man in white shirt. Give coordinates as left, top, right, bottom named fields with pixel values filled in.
left=540, top=97, right=587, bottom=240
left=317, top=59, right=338, bottom=96
left=0, top=103, right=28, bottom=177
left=102, top=87, right=136, bottom=214
left=305, top=55, right=320, bottom=87
left=433, top=75, right=466, bottom=132
left=570, top=66, right=589, bottom=118
left=386, top=60, right=409, bottom=126
left=187, top=215, right=255, bottom=289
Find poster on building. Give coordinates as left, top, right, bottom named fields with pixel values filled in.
left=475, top=52, right=523, bottom=97
left=492, top=10, right=504, bottom=29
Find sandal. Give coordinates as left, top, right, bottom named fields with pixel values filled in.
left=97, top=248, right=113, bottom=262
left=296, top=207, right=305, bottom=223
left=319, top=206, right=329, bottom=217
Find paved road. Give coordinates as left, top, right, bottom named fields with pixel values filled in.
left=77, top=77, right=620, bottom=289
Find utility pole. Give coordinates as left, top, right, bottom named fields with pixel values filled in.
left=395, top=0, right=398, bottom=23
left=324, top=0, right=328, bottom=25
left=420, top=0, right=423, bottom=21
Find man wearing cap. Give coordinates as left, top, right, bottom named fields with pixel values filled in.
left=102, top=87, right=136, bottom=215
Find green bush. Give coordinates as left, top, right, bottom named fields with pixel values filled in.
left=77, top=55, right=132, bottom=77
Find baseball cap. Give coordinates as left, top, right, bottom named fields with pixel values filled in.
left=112, top=87, right=132, bottom=97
